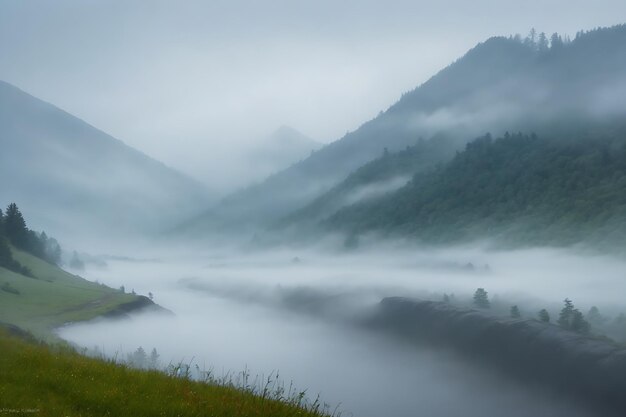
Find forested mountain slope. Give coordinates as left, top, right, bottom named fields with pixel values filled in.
left=326, top=127, right=626, bottom=248
left=279, top=134, right=457, bottom=227
left=182, top=24, right=626, bottom=235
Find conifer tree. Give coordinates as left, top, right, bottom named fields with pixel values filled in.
left=538, top=309, right=550, bottom=323
left=4, top=203, right=28, bottom=248
left=587, top=306, right=605, bottom=325
left=149, top=348, right=160, bottom=369
left=537, top=32, right=549, bottom=52
left=473, top=288, right=490, bottom=309
left=571, top=309, right=591, bottom=334
left=558, top=298, right=574, bottom=328
left=525, top=28, right=537, bottom=48
left=128, top=347, right=148, bottom=369
left=45, top=236, right=62, bottom=266
left=550, top=33, right=564, bottom=50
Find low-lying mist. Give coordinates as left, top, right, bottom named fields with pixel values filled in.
left=58, top=242, right=626, bottom=417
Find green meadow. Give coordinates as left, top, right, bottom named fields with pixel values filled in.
left=0, top=250, right=333, bottom=417
left=0, top=247, right=137, bottom=341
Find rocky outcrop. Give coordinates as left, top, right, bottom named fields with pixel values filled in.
left=366, top=297, right=626, bottom=415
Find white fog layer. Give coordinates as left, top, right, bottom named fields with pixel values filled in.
left=58, top=245, right=622, bottom=417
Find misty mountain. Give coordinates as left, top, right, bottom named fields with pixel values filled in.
left=181, top=24, right=626, bottom=235
left=278, top=134, right=457, bottom=228
left=325, top=128, right=626, bottom=249
left=0, top=81, right=211, bottom=237
left=246, top=126, right=321, bottom=179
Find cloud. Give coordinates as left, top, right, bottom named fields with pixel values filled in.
left=2, top=1, right=624, bottom=190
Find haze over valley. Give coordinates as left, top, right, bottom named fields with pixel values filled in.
left=2, top=2, right=626, bottom=416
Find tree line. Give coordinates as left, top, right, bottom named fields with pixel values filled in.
left=507, top=28, right=571, bottom=52
left=468, top=288, right=591, bottom=334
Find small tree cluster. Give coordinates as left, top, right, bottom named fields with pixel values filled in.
left=587, top=306, right=606, bottom=326
left=40, top=232, right=62, bottom=265
left=0, top=203, right=62, bottom=266
left=557, top=298, right=590, bottom=334
left=442, top=293, right=456, bottom=303
left=538, top=309, right=551, bottom=323
left=127, top=346, right=148, bottom=368
left=0, top=207, right=33, bottom=276
left=126, top=346, right=160, bottom=369
left=513, top=28, right=571, bottom=51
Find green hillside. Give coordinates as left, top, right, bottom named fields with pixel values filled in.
left=0, top=247, right=138, bottom=340
left=0, top=202, right=148, bottom=340
left=0, top=328, right=330, bottom=417
left=0, top=203, right=331, bottom=416
left=325, top=128, right=626, bottom=249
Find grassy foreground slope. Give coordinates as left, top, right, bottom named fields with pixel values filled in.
left=0, top=329, right=327, bottom=417
left=0, top=252, right=331, bottom=417
left=0, top=247, right=137, bottom=340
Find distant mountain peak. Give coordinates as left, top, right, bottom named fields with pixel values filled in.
left=265, top=125, right=320, bottom=148
left=274, top=124, right=302, bottom=135
left=242, top=125, right=321, bottom=177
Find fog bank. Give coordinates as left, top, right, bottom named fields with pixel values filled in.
left=55, top=244, right=626, bottom=417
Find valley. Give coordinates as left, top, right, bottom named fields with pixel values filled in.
left=2, top=9, right=626, bottom=416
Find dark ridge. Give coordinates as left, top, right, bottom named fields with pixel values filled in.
left=366, top=297, right=626, bottom=416
left=102, top=296, right=173, bottom=319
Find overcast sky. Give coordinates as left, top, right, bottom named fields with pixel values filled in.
left=1, top=0, right=624, bottom=191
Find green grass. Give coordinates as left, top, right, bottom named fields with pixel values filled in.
left=0, top=252, right=335, bottom=416
left=0, top=329, right=330, bottom=417
left=0, top=247, right=136, bottom=340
